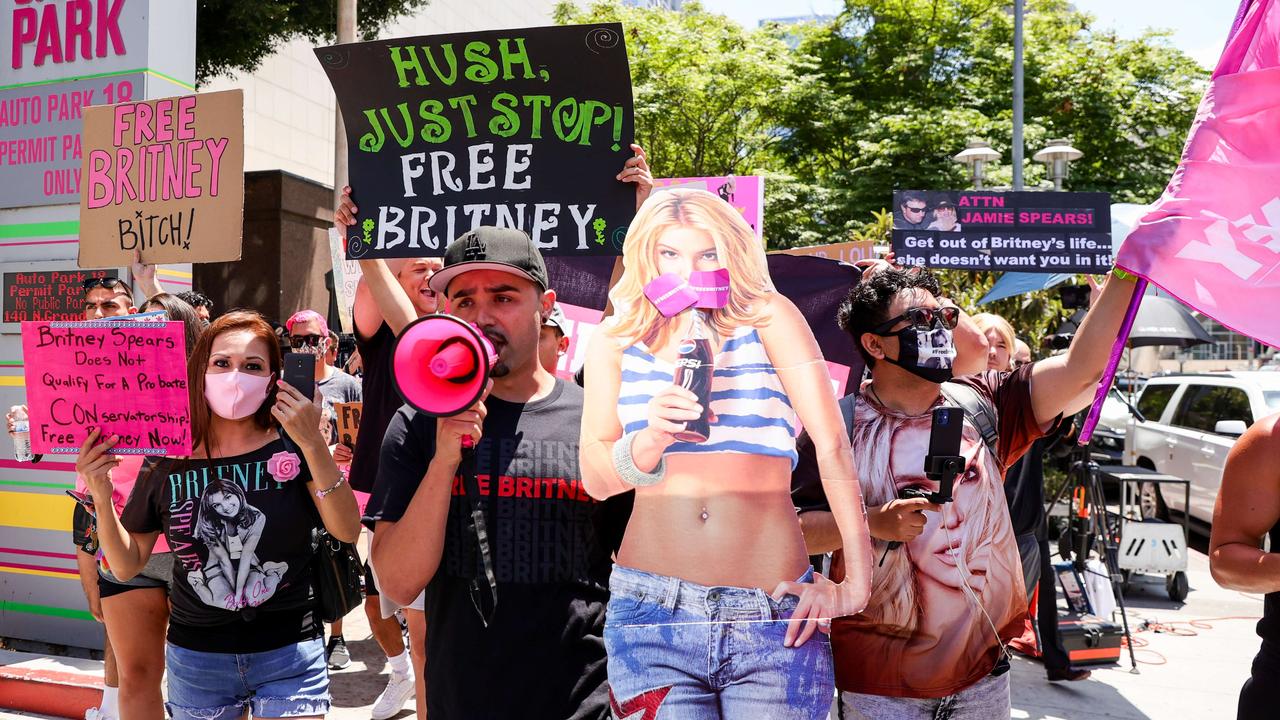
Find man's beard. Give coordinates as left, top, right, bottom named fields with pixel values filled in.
left=483, top=328, right=511, bottom=378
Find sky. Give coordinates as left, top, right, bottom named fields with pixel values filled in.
left=696, top=0, right=1238, bottom=68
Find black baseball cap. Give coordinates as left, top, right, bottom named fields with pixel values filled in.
left=428, top=227, right=549, bottom=295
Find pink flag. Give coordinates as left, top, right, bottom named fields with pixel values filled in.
left=1116, top=0, right=1280, bottom=347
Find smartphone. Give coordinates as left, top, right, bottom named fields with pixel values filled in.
left=925, top=406, right=965, bottom=502
left=66, top=489, right=97, bottom=517
left=283, top=353, right=316, bottom=401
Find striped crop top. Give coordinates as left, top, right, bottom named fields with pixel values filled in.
left=616, top=325, right=799, bottom=468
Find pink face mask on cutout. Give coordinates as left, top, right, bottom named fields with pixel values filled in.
left=642, top=269, right=731, bottom=317
left=204, top=371, right=272, bottom=420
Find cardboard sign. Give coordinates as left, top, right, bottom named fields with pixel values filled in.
left=21, top=319, right=191, bottom=455
left=78, top=89, right=245, bottom=267
left=891, top=190, right=1112, bottom=273
left=328, top=228, right=363, bottom=334
left=653, top=176, right=764, bottom=240
left=335, top=401, right=362, bottom=448
left=3, top=268, right=117, bottom=323
left=316, top=24, right=635, bottom=258
left=775, top=240, right=877, bottom=265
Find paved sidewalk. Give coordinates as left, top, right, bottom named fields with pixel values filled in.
left=1008, top=546, right=1261, bottom=719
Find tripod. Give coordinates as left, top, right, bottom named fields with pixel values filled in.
left=1045, top=442, right=1140, bottom=672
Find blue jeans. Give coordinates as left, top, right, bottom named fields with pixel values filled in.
left=839, top=672, right=1011, bottom=720
left=165, top=638, right=330, bottom=719
left=604, top=564, right=834, bottom=719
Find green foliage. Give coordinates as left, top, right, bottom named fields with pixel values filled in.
left=556, top=0, right=1203, bottom=264
left=776, top=0, right=1208, bottom=239
left=196, top=0, right=431, bottom=84
left=555, top=1, right=796, bottom=180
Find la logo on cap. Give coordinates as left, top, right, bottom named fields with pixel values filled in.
left=463, top=236, right=487, bottom=261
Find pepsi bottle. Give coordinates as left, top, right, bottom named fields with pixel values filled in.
left=672, top=311, right=715, bottom=443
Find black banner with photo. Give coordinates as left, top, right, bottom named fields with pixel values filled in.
left=316, top=24, right=636, bottom=259
left=891, top=190, right=1112, bottom=274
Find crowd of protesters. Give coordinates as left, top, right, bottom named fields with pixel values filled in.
left=6, top=140, right=1191, bottom=720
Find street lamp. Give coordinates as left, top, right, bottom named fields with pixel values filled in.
left=953, top=140, right=1002, bottom=190
left=1033, top=138, right=1083, bottom=191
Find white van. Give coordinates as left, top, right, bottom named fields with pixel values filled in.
left=1124, top=372, right=1280, bottom=525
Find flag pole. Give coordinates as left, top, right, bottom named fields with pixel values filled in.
left=1077, top=277, right=1148, bottom=445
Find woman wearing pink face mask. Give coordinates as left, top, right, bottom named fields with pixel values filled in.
left=81, top=310, right=361, bottom=720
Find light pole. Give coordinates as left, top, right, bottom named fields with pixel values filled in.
left=1012, top=0, right=1024, bottom=190
left=334, top=0, right=357, bottom=203
left=1033, top=138, right=1083, bottom=191
left=953, top=140, right=1002, bottom=190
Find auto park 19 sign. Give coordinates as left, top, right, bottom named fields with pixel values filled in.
left=0, top=0, right=195, bottom=209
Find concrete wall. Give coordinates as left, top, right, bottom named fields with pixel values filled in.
left=192, top=170, right=334, bottom=323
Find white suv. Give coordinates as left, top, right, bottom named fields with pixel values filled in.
left=1124, top=372, right=1280, bottom=525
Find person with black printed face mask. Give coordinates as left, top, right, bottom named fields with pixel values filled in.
left=83, top=311, right=361, bottom=720
left=285, top=311, right=361, bottom=464
left=792, top=265, right=1138, bottom=719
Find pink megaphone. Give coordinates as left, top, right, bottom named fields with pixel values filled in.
left=391, top=314, right=498, bottom=418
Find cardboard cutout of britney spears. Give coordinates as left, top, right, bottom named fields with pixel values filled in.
left=580, top=188, right=874, bottom=718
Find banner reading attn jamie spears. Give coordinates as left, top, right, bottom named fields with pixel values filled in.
left=316, top=24, right=635, bottom=259
left=891, top=190, right=1112, bottom=274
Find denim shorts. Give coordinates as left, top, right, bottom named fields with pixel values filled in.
left=604, top=564, right=834, bottom=720
left=164, top=637, right=330, bottom=720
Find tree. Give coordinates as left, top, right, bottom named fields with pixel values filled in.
left=197, top=0, right=430, bottom=84
left=554, top=1, right=797, bottom=179
left=775, top=0, right=1207, bottom=241
left=767, top=0, right=1206, bottom=342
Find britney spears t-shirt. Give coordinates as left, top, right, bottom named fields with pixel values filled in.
left=793, top=365, right=1053, bottom=699
left=122, top=437, right=323, bottom=653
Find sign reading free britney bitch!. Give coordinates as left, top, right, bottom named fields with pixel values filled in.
left=21, top=319, right=192, bottom=455
left=78, top=89, right=244, bottom=267
left=316, top=24, right=636, bottom=258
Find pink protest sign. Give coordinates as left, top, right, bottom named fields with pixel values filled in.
left=653, top=176, right=764, bottom=240
left=1115, top=0, right=1280, bottom=348
left=21, top=319, right=192, bottom=456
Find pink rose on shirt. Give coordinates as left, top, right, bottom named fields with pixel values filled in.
left=267, top=451, right=302, bottom=482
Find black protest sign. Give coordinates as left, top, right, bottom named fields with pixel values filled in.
left=891, top=191, right=1112, bottom=274
left=316, top=24, right=635, bottom=258
left=3, top=268, right=112, bottom=323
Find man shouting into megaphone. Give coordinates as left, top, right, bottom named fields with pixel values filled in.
left=364, top=226, right=631, bottom=720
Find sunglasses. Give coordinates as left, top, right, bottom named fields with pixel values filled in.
left=871, top=306, right=961, bottom=334
left=82, top=276, right=124, bottom=290
left=288, top=334, right=327, bottom=347
left=904, top=204, right=927, bottom=213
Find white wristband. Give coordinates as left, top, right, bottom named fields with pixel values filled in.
left=612, top=431, right=666, bottom=487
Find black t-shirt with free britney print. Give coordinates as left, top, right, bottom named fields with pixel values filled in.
left=123, top=438, right=324, bottom=653
left=367, top=380, right=630, bottom=720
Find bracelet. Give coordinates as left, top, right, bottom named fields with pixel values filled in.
left=315, top=473, right=348, bottom=499
left=1112, top=266, right=1137, bottom=282
left=612, top=431, right=666, bottom=487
